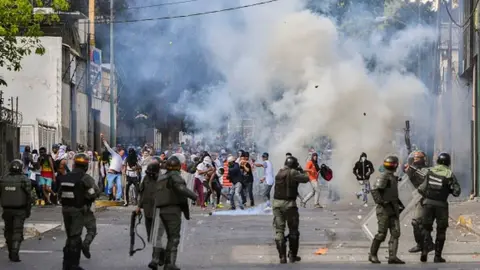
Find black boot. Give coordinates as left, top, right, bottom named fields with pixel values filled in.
left=158, top=248, right=166, bottom=266
left=433, top=239, right=446, bottom=263
left=275, top=239, right=287, bottom=264
left=387, top=238, right=405, bottom=264
left=164, top=250, right=180, bottom=270
left=148, top=247, right=163, bottom=270
left=9, top=241, right=21, bottom=262
left=420, top=233, right=433, bottom=262
left=287, top=236, right=301, bottom=263
left=368, top=239, right=382, bottom=264
left=81, top=242, right=91, bottom=259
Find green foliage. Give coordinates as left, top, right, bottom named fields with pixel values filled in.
left=0, top=0, right=69, bottom=82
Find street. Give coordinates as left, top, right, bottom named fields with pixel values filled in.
left=1, top=199, right=480, bottom=270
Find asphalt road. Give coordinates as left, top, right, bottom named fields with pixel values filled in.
left=1, top=201, right=479, bottom=270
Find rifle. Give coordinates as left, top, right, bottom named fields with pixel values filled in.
left=129, top=210, right=146, bottom=256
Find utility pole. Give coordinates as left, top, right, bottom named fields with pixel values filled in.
left=109, top=0, right=116, bottom=145
left=475, top=0, right=480, bottom=196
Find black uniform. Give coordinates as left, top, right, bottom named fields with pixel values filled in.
left=0, top=160, right=32, bottom=262
left=272, top=156, right=309, bottom=264
left=60, top=154, right=98, bottom=270
left=418, top=153, right=461, bottom=263
left=152, top=156, right=197, bottom=270
left=368, top=156, right=405, bottom=264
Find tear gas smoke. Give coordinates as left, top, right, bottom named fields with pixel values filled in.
left=211, top=203, right=272, bottom=216
left=112, top=0, right=439, bottom=197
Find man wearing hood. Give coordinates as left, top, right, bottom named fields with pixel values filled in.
left=353, top=152, right=374, bottom=206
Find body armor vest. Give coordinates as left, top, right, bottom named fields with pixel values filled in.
left=0, top=175, right=28, bottom=208
left=424, top=172, right=450, bottom=202
left=60, top=172, right=86, bottom=208
left=155, top=172, right=182, bottom=208
left=273, top=168, right=298, bottom=200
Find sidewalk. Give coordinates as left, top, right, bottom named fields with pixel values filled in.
left=449, top=199, right=480, bottom=236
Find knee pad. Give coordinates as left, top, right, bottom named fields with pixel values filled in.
left=67, top=236, right=82, bottom=251
left=169, top=237, right=180, bottom=249
left=390, top=229, right=401, bottom=239
left=288, top=232, right=299, bottom=242
left=275, top=233, right=285, bottom=242
left=374, top=233, right=386, bottom=242
left=411, top=219, right=420, bottom=227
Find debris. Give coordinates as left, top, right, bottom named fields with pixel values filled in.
left=314, top=247, right=328, bottom=255
left=315, top=85, right=318, bottom=88
left=52, top=237, right=56, bottom=241
left=363, top=112, right=366, bottom=116
left=357, top=215, right=362, bottom=219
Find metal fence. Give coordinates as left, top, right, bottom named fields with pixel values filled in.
left=0, top=91, right=21, bottom=176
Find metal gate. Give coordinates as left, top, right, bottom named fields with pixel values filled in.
left=0, top=91, right=21, bottom=176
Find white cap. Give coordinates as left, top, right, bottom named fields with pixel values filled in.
left=227, top=155, right=236, bottom=163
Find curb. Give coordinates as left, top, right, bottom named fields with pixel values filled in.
left=457, top=215, right=480, bottom=237
left=95, top=200, right=123, bottom=208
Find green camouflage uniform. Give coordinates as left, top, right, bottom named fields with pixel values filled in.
left=418, top=164, right=461, bottom=262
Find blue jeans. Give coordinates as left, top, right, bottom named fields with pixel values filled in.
left=106, top=173, right=123, bottom=200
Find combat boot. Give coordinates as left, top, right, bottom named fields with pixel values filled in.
left=275, top=239, right=287, bottom=264
left=148, top=247, right=164, bottom=270
left=408, top=227, right=422, bottom=253
left=81, top=242, right=91, bottom=259
left=287, top=236, right=301, bottom=263
left=368, top=239, right=381, bottom=264
left=433, top=239, right=446, bottom=263
left=9, top=241, right=21, bottom=262
left=387, top=238, right=405, bottom=264
left=164, top=250, right=180, bottom=270
left=420, top=236, right=433, bottom=262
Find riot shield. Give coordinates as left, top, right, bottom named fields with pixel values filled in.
left=150, top=207, right=167, bottom=248
left=361, top=174, right=419, bottom=240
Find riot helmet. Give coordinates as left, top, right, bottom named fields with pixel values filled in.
left=412, top=151, right=427, bottom=166
left=166, top=156, right=181, bottom=171
left=9, top=159, right=23, bottom=174
left=285, top=156, right=299, bottom=169
left=145, top=162, right=161, bottom=177
left=73, top=153, right=90, bottom=171
left=436, top=153, right=451, bottom=167
left=383, top=155, right=399, bottom=171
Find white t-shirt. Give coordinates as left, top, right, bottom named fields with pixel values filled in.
left=195, top=163, right=206, bottom=181
left=263, top=160, right=274, bottom=185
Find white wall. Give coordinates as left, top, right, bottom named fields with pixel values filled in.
left=0, top=37, right=63, bottom=149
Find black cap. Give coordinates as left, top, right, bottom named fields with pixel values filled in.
left=262, top=152, right=269, bottom=158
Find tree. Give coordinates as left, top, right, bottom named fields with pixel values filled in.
left=0, top=0, right=70, bottom=86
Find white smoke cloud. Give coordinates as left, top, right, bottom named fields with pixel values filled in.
left=116, top=0, right=437, bottom=197
left=175, top=1, right=436, bottom=196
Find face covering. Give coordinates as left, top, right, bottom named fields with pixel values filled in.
left=361, top=157, right=366, bottom=162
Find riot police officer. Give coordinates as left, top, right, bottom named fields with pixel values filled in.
left=418, top=153, right=461, bottom=263
left=368, top=155, right=405, bottom=264
left=272, top=156, right=309, bottom=264
left=152, top=156, right=197, bottom=270
left=137, top=161, right=163, bottom=269
left=405, top=151, right=434, bottom=253
left=59, top=153, right=99, bottom=270
left=0, top=159, right=32, bottom=262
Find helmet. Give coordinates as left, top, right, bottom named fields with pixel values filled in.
left=145, top=162, right=161, bottom=176
left=77, top=144, right=86, bottom=152
left=165, top=156, right=181, bottom=171
left=73, top=153, right=90, bottom=167
left=412, top=151, right=427, bottom=166
left=285, top=156, right=299, bottom=169
left=436, top=153, right=451, bottom=166
left=383, top=156, right=399, bottom=171
left=9, top=159, right=23, bottom=174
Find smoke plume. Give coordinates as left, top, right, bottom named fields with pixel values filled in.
left=110, top=0, right=438, bottom=197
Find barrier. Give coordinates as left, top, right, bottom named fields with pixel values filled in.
left=360, top=174, right=418, bottom=240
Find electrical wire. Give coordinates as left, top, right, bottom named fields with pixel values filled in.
left=96, top=0, right=281, bottom=24
left=443, top=0, right=479, bottom=28
left=127, top=0, right=203, bottom=10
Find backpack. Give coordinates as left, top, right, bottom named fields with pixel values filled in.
left=320, top=164, right=333, bottom=181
